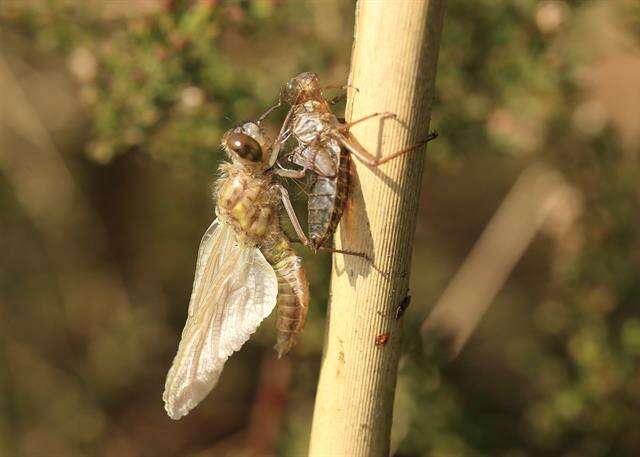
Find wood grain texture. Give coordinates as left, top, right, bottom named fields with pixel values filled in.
left=308, top=0, right=445, bottom=455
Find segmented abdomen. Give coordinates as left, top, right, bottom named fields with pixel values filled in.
left=260, top=234, right=310, bottom=358
left=308, top=147, right=350, bottom=250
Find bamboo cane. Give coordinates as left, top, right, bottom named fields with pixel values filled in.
left=308, top=1, right=445, bottom=455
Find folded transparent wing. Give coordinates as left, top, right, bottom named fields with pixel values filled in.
left=163, top=221, right=278, bottom=420
left=188, top=218, right=235, bottom=316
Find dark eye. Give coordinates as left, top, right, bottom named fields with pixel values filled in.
left=225, top=132, right=262, bottom=162
left=281, top=81, right=300, bottom=105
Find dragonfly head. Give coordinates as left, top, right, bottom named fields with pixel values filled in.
left=222, top=122, right=271, bottom=168
left=281, top=72, right=321, bottom=105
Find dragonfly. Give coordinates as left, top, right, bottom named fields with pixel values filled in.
left=163, top=113, right=313, bottom=420
left=269, top=72, right=438, bottom=258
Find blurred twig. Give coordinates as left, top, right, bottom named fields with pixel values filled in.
left=191, top=354, right=292, bottom=457
left=0, top=51, right=132, bottom=322
left=421, top=163, right=582, bottom=359
left=245, top=354, right=292, bottom=455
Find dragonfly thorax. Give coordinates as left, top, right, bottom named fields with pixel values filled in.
left=216, top=165, right=278, bottom=246
left=292, top=102, right=338, bottom=145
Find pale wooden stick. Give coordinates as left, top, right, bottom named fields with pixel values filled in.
left=308, top=1, right=445, bottom=455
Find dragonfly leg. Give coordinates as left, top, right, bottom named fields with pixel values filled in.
left=321, top=83, right=359, bottom=93
left=318, top=83, right=360, bottom=105
left=329, top=92, right=347, bottom=106
left=274, top=184, right=312, bottom=247
left=317, top=245, right=370, bottom=261
left=320, top=245, right=390, bottom=278
left=285, top=238, right=366, bottom=259
left=268, top=105, right=296, bottom=167
left=274, top=166, right=307, bottom=179
left=339, top=130, right=439, bottom=168
left=337, top=112, right=396, bottom=131
left=257, top=102, right=282, bottom=124
left=275, top=184, right=375, bottom=262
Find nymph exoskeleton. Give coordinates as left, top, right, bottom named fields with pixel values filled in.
left=270, top=72, right=438, bottom=258
left=163, top=115, right=312, bottom=420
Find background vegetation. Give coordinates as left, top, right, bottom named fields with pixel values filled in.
left=1, top=0, right=639, bottom=455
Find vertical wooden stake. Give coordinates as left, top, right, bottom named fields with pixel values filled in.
left=308, top=0, right=445, bottom=455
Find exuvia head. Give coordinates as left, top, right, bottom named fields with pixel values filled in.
left=222, top=122, right=270, bottom=167
left=280, top=72, right=321, bottom=105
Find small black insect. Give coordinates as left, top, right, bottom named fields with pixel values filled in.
left=395, top=295, right=411, bottom=320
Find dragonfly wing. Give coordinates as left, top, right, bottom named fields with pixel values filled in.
left=163, top=222, right=278, bottom=420
left=188, top=218, right=236, bottom=317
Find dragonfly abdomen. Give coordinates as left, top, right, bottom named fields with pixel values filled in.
left=261, top=234, right=309, bottom=358
left=308, top=176, right=336, bottom=243
left=308, top=148, right=350, bottom=250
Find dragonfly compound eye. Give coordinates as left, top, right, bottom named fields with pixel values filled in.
left=281, top=80, right=301, bottom=105
left=282, top=72, right=321, bottom=105
left=225, top=132, right=263, bottom=162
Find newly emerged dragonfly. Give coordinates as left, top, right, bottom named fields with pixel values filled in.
left=271, top=72, right=438, bottom=257
left=163, top=116, right=311, bottom=420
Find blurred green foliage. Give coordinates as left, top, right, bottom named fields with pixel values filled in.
left=1, top=0, right=640, bottom=456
